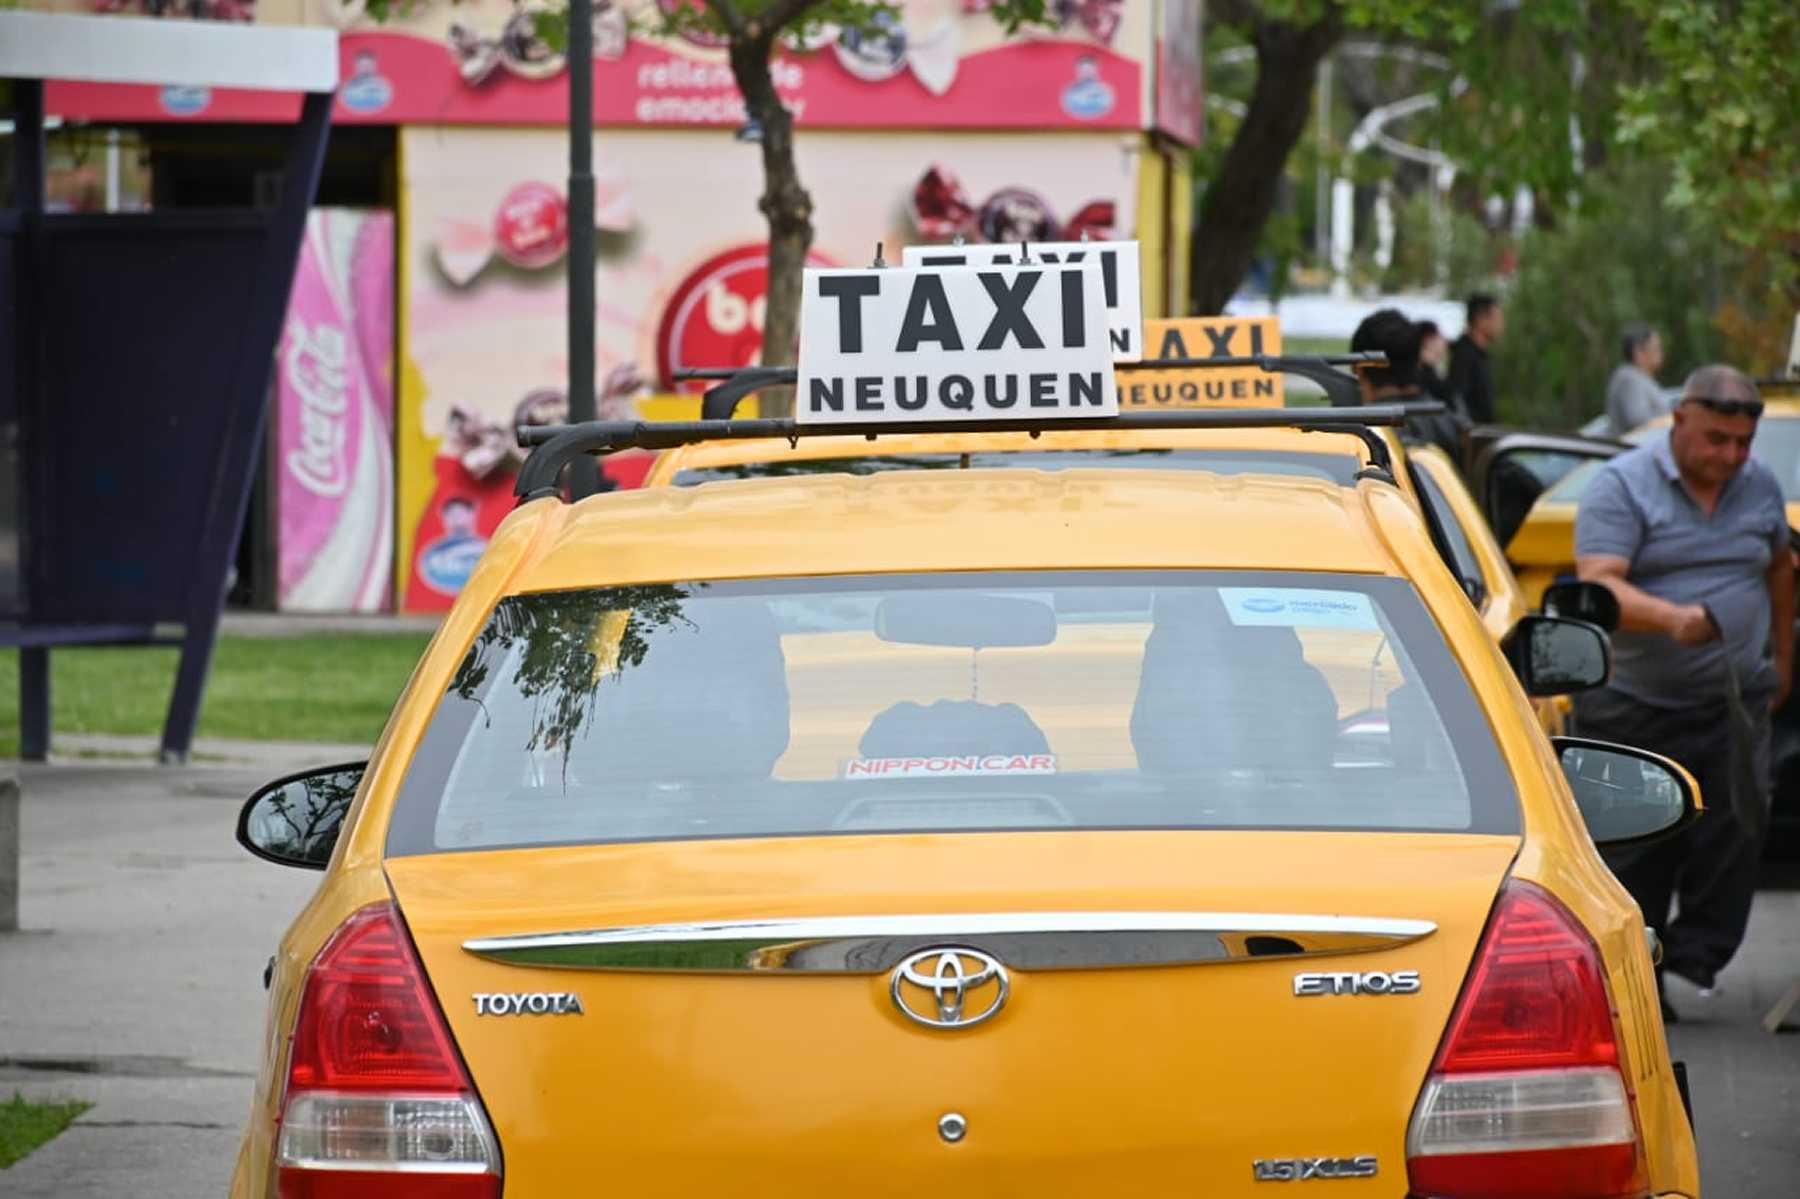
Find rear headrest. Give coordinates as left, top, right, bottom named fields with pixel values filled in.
left=591, top=596, right=791, bottom=780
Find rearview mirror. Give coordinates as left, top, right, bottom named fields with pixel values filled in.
left=1501, top=615, right=1609, bottom=696
left=236, top=762, right=366, bottom=870
left=874, top=593, right=1055, bottom=648
left=1542, top=580, right=1620, bottom=632
left=1552, top=737, right=1701, bottom=848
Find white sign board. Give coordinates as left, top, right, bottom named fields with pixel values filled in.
left=901, top=240, right=1144, bottom=361
left=796, top=263, right=1118, bottom=424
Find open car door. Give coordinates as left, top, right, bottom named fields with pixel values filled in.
left=1464, top=429, right=1627, bottom=605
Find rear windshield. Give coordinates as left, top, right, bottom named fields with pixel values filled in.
left=672, top=448, right=1358, bottom=487
left=387, top=571, right=1516, bottom=855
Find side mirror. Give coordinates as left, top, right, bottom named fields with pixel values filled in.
left=1542, top=580, right=1621, bottom=632
left=236, top=762, right=366, bottom=870
left=1501, top=615, right=1610, bottom=696
left=1551, top=736, right=1702, bottom=848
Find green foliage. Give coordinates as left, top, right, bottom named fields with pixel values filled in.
left=0, top=1094, right=92, bottom=1169
left=451, top=584, right=702, bottom=777
left=1616, top=0, right=1800, bottom=306
left=1492, top=162, right=1728, bottom=430
left=1382, top=189, right=1496, bottom=296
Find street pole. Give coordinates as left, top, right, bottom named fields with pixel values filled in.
left=565, top=0, right=601, bottom=497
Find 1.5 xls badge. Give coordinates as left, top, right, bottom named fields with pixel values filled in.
left=1253, top=1156, right=1378, bottom=1182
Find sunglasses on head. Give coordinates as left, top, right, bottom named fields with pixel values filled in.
left=1684, top=394, right=1764, bottom=418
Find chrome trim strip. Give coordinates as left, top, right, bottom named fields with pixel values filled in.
left=462, top=912, right=1436, bottom=973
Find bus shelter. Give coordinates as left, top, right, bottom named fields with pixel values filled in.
left=1, top=12, right=337, bottom=762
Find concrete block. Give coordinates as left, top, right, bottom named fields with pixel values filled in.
left=0, top=769, right=18, bottom=931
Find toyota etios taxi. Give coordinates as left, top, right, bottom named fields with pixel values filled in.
left=234, top=259, right=1701, bottom=1198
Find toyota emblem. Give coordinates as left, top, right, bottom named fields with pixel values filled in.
left=890, top=948, right=1009, bottom=1029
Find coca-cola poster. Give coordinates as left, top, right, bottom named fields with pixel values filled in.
left=275, top=209, right=395, bottom=612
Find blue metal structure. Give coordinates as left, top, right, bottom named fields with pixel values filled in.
left=2, top=18, right=337, bottom=762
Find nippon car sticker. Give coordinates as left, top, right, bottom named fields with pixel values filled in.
left=796, top=263, right=1117, bottom=424
left=1218, top=588, right=1381, bottom=632
left=901, top=240, right=1144, bottom=361
left=842, top=755, right=1058, bottom=779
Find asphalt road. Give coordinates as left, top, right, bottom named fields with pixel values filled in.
left=1663, top=865, right=1800, bottom=1197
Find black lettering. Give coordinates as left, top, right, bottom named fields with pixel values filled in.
left=941, top=375, right=974, bottom=410
left=1231, top=379, right=1248, bottom=398
left=1152, top=383, right=1172, bottom=405
left=1060, top=269, right=1086, bottom=347
left=1156, top=328, right=1190, bottom=359
left=1030, top=373, right=1058, bottom=407
left=1069, top=371, right=1105, bottom=407
left=1128, top=383, right=1146, bottom=405
left=1254, top=378, right=1276, bottom=397
left=1109, top=327, right=1132, bottom=355
left=809, top=377, right=844, bottom=413
left=1036, top=249, right=1116, bottom=304
left=1205, top=380, right=1225, bottom=399
left=1248, top=324, right=1266, bottom=355
left=1203, top=325, right=1235, bottom=357
left=855, top=376, right=882, bottom=411
left=984, top=375, right=1019, bottom=408
left=977, top=271, right=1044, bottom=350
left=1180, top=381, right=1199, bottom=402
left=818, top=275, right=881, bottom=352
left=894, top=376, right=929, bottom=411
left=895, top=275, right=963, bottom=352
left=917, top=255, right=968, bottom=267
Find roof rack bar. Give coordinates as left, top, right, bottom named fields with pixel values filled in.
left=514, top=405, right=1411, bottom=501
left=679, top=354, right=1383, bottom=418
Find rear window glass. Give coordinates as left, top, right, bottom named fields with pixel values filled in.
left=387, top=571, right=1516, bottom=855
left=673, top=449, right=1357, bottom=487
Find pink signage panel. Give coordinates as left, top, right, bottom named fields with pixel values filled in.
left=275, top=209, right=395, bottom=612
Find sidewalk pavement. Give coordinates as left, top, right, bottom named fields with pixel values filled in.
left=0, top=759, right=332, bottom=1196
left=1, top=754, right=1796, bottom=1195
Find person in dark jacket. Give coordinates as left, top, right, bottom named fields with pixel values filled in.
left=1415, top=319, right=1460, bottom=410
left=1350, top=309, right=1468, bottom=462
left=1448, top=293, right=1504, bottom=423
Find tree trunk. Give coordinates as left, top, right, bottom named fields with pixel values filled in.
left=1190, top=9, right=1344, bottom=314
left=730, top=34, right=814, bottom=417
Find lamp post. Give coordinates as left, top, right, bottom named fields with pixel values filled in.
left=565, top=0, right=601, bottom=497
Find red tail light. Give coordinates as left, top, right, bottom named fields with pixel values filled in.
left=276, top=903, right=500, bottom=1198
left=1406, top=881, right=1646, bottom=1199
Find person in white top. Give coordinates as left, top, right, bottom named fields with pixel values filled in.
left=1606, top=322, right=1669, bottom=437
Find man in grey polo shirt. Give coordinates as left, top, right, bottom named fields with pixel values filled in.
left=1576, top=365, right=1793, bottom=1018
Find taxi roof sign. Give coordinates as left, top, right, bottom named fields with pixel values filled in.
left=1126, top=317, right=1287, bottom=408
left=901, top=241, right=1144, bottom=362
left=795, top=263, right=1118, bottom=425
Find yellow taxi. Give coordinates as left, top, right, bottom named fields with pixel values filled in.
left=233, top=403, right=1701, bottom=1197
left=644, top=389, right=1573, bottom=734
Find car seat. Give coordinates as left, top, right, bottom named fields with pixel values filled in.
left=1129, top=590, right=1340, bottom=774
left=589, top=595, right=791, bottom=781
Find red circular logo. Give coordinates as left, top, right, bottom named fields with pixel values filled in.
left=493, top=181, right=569, bottom=270
left=655, top=243, right=836, bottom=391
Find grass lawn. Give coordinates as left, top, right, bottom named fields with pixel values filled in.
left=0, top=1094, right=92, bottom=1169
left=0, top=634, right=432, bottom=758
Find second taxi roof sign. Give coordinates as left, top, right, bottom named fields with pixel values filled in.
left=796, top=262, right=1119, bottom=425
